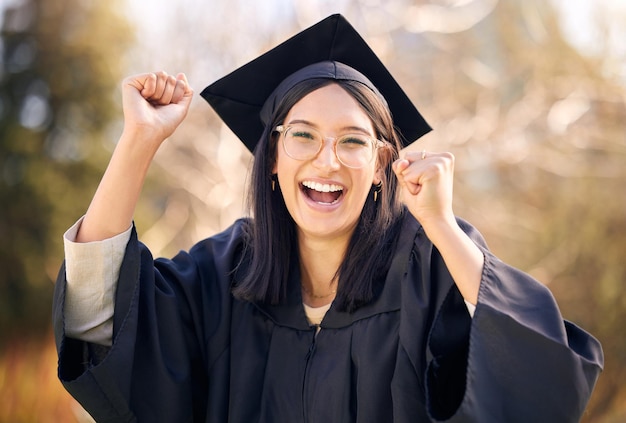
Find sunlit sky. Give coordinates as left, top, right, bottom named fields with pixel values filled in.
left=0, top=0, right=624, bottom=83
left=119, top=0, right=626, bottom=83
left=0, top=0, right=623, bottom=81
left=551, top=0, right=625, bottom=55
left=551, top=0, right=626, bottom=81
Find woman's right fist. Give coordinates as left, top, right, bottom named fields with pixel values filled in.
left=121, top=71, right=193, bottom=146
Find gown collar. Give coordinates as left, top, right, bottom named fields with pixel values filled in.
left=252, top=213, right=421, bottom=331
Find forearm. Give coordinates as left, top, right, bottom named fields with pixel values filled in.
left=77, top=131, right=157, bottom=242
left=76, top=71, right=192, bottom=242
left=422, top=217, right=484, bottom=305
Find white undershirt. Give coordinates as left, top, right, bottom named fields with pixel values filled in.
left=303, top=302, right=333, bottom=326
left=62, top=217, right=131, bottom=346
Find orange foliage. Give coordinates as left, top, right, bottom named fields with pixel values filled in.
left=0, top=334, right=90, bottom=423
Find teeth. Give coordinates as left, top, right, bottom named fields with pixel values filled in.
left=302, top=180, right=343, bottom=193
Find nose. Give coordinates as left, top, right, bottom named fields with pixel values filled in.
left=312, top=138, right=341, bottom=171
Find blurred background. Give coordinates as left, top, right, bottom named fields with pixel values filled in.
left=1, top=0, right=624, bottom=421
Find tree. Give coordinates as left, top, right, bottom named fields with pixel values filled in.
left=0, top=0, right=133, bottom=342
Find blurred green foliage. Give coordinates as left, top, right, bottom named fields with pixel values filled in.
left=0, top=0, right=133, bottom=341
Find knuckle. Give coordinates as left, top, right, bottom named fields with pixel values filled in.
left=408, top=152, right=421, bottom=161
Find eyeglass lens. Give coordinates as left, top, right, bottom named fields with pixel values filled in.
left=283, top=125, right=375, bottom=168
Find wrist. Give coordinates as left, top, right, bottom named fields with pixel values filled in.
left=116, top=129, right=161, bottom=165
left=419, top=213, right=471, bottom=255
left=120, top=124, right=166, bottom=151
left=418, top=212, right=457, bottom=239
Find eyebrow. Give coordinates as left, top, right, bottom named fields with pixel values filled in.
left=287, top=119, right=373, bottom=136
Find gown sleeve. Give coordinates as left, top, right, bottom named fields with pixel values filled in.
left=52, top=221, right=244, bottom=422
left=422, top=219, right=604, bottom=422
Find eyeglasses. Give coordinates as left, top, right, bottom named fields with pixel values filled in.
left=275, top=124, right=386, bottom=169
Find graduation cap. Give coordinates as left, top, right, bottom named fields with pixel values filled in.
left=200, top=14, right=430, bottom=152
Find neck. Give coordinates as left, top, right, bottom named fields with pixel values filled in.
left=298, top=231, right=350, bottom=307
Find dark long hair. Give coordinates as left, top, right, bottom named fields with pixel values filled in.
left=233, top=78, right=405, bottom=312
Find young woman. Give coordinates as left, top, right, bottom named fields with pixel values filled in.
left=53, top=14, right=602, bottom=423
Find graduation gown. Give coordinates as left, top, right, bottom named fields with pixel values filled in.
left=52, top=213, right=603, bottom=422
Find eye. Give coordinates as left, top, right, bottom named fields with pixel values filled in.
left=291, top=130, right=316, bottom=140
left=339, top=136, right=369, bottom=148
left=288, top=126, right=323, bottom=149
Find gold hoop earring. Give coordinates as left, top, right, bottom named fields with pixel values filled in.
left=373, top=182, right=383, bottom=202
left=271, top=174, right=277, bottom=191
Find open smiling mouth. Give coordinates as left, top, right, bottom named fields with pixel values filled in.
left=301, top=180, right=344, bottom=205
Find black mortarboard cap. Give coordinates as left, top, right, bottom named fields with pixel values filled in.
left=200, top=14, right=430, bottom=152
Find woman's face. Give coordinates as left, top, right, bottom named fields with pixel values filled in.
left=272, top=83, right=381, bottom=242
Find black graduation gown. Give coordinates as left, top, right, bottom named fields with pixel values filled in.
left=52, top=213, right=603, bottom=423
